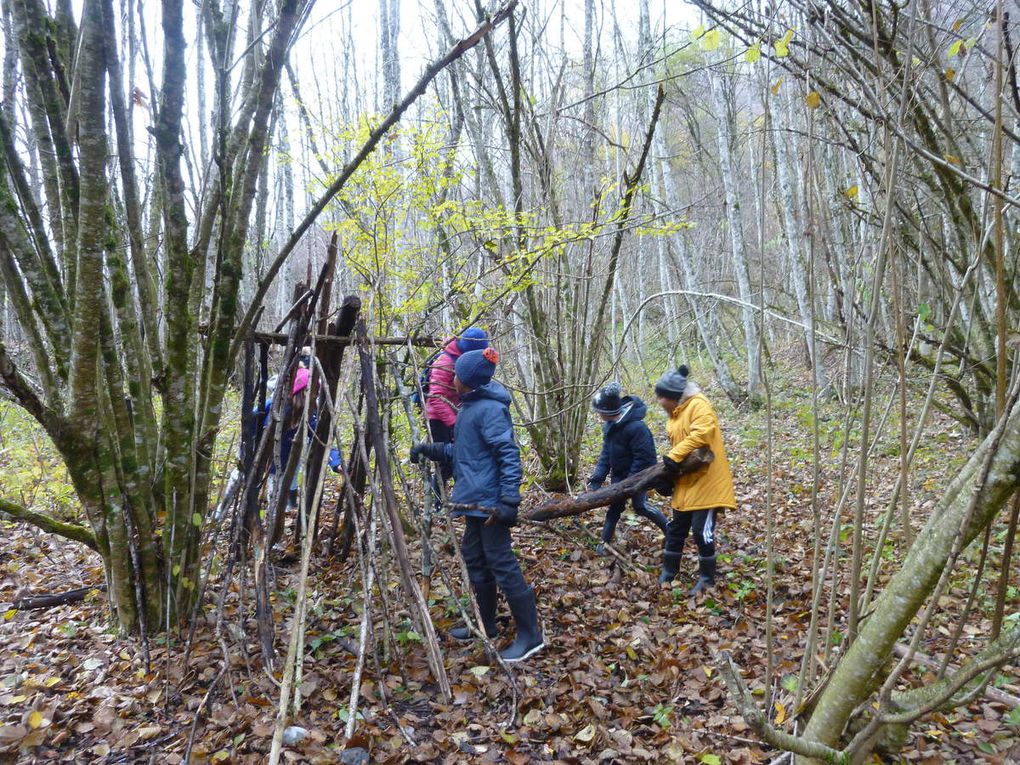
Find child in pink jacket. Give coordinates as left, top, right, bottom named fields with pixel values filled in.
left=424, top=328, right=489, bottom=462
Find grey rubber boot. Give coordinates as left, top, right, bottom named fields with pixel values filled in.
left=500, top=588, right=544, bottom=662
left=450, top=580, right=498, bottom=640
left=688, top=555, right=716, bottom=596
left=658, top=551, right=683, bottom=584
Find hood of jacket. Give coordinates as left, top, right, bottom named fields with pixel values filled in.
left=603, top=395, right=647, bottom=433
left=461, top=379, right=512, bottom=406
left=678, top=380, right=702, bottom=406
left=442, top=338, right=463, bottom=357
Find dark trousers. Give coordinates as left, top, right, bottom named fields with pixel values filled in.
left=461, top=516, right=530, bottom=600
left=664, top=508, right=717, bottom=558
left=601, top=491, right=668, bottom=542
left=428, top=419, right=454, bottom=480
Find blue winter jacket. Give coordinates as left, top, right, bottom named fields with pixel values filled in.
left=589, top=396, right=656, bottom=487
left=440, top=380, right=522, bottom=518
left=262, top=399, right=317, bottom=475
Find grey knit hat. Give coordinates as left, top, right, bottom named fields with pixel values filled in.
left=654, top=365, right=689, bottom=399
left=592, top=382, right=624, bottom=415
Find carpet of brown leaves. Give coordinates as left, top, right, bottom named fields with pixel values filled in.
left=2, top=391, right=1020, bottom=763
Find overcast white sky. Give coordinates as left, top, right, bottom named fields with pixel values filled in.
left=305, top=1, right=699, bottom=64
left=292, top=0, right=701, bottom=107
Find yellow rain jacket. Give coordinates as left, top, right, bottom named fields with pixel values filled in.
left=664, top=384, right=736, bottom=512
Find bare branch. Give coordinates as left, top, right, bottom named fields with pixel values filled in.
left=717, top=651, right=849, bottom=764
left=0, top=496, right=99, bottom=553
left=230, top=0, right=519, bottom=366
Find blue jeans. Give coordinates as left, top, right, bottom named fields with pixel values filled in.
left=461, top=517, right=530, bottom=600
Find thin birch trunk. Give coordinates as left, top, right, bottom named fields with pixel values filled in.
left=710, top=71, right=759, bottom=399
left=770, top=93, right=830, bottom=390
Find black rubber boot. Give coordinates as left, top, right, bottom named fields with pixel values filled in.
left=450, top=581, right=498, bottom=641
left=500, top=588, right=544, bottom=663
left=658, top=551, right=683, bottom=584
left=688, top=555, right=716, bottom=596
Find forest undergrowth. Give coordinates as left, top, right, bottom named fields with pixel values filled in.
left=2, top=372, right=1019, bottom=764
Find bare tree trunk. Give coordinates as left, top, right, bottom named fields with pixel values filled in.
left=711, top=70, right=759, bottom=400
left=356, top=320, right=451, bottom=699
left=769, top=93, right=830, bottom=391
left=800, top=392, right=1020, bottom=760
left=378, top=0, right=400, bottom=109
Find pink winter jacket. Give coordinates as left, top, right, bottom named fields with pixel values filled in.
left=423, top=339, right=462, bottom=427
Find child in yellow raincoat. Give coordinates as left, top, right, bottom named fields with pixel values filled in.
left=654, top=365, right=736, bottom=593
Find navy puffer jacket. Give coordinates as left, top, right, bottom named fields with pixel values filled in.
left=440, top=380, right=522, bottom=518
left=588, top=396, right=656, bottom=487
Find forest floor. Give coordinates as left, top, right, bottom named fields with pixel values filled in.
left=2, top=379, right=1020, bottom=764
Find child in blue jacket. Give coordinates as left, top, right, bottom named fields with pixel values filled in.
left=411, top=348, right=544, bottom=663
left=588, top=382, right=668, bottom=554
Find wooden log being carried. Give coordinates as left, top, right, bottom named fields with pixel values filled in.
left=525, top=447, right=714, bottom=522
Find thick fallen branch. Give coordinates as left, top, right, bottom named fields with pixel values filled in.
left=12, top=584, right=107, bottom=610
left=526, top=447, right=714, bottom=522
left=252, top=331, right=438, bottom=348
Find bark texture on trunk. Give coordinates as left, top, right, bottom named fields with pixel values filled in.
left=800, top=394, right=1020, bottom=757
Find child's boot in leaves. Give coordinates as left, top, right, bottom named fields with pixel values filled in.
left=451, top=580, right=498, bottom=640
left=688, top=555, right=716, bottom=596
left=500, top=588, right=544, bottom=662
left=658, top=551, right=682, bottom=584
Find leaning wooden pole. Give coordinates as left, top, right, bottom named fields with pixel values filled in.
left=303, top=269, right=358, bottom=544
left=357, top=320, right=451, bottom=699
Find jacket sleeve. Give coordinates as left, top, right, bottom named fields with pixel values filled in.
left=429, top=441, right=454, bottom=477
left=667, top=398, right=717, bottom=463
left=589, top=439, right=610, bottom=486
left=481, top=407, right=522, bottom=505
left=631, top=422, right=657, bottom=473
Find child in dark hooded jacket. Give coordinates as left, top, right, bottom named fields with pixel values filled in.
left=588, top=382, right=668, bottom=554
left=411, top=348, right=544, bottom=663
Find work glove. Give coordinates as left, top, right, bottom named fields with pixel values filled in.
left=652, top=455, right=680, bottom=497
left=411, top=441, right=445, bottom=464
left=652, top=474, right=675, bottom=498
left=494, top=502, right=519, bottom=527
